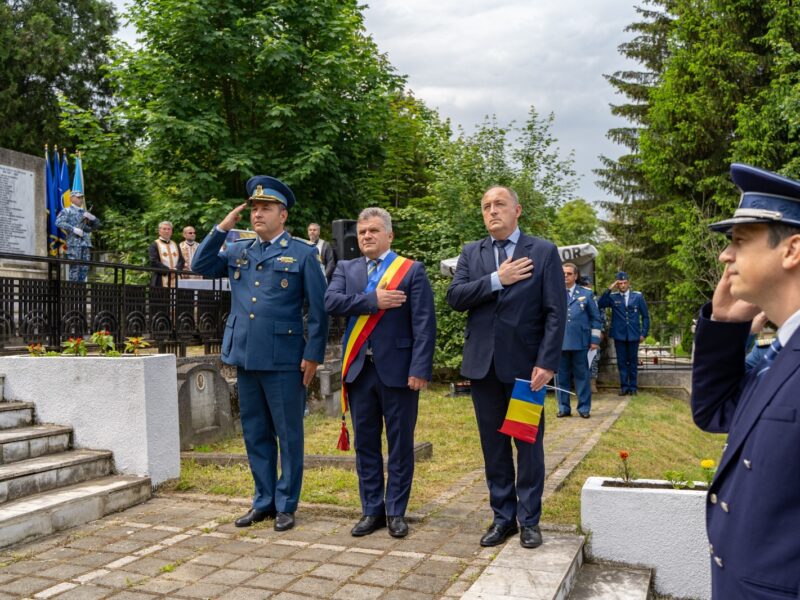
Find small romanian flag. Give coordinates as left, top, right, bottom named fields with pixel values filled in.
left=498, top=379, right=545, bottom=443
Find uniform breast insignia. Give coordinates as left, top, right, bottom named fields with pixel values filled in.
left=234, top=270, right=241, bottom=280
left=578, top=296, right=586, bottom=302
left=277, top=256, right=297, bottom=264
left=281, top=278, right=289, bottom=288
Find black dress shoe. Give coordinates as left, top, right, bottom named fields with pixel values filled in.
left=479, top=523, right=519, bottom=547
left=520, top=525, right=543, bottom=548
left=618, top=390, right=627, bottom=396
left=235, top=508, right=275, bottom=527
left=579, top=412, right=590, bottom=419
left=387, top=515, right=408, bottom=538
left=351, top=515, right=387, bottom=537
left=556, top=411, right=571, bottom=418
left=274, top=512, right=295, bottom=531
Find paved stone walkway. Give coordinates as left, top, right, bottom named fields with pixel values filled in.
left=0, top=394, right=628, bottom=600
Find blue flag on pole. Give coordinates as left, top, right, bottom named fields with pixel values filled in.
left=72, top=152, right=84, bottom=196
left=59, top=150, right=71, bottom=210
left=45, top=146, right=65, bottom=255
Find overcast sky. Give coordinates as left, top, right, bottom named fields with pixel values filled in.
left=114, top=0, right=640, bottom=204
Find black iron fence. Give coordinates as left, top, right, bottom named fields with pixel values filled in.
left=0, top=252, right=230, bottom=353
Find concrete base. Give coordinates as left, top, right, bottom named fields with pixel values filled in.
left=570, top=563, right=651, bottom=599
left=581, top=476, right=710, bottom=599
left=0, top=355, right=180, bottom=486
left=0, top=475, right=151, bottom=549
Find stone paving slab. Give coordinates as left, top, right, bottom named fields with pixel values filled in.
left=0, top=394, right=628, bottom=599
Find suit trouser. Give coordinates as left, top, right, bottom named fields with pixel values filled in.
left=348, top=358, right=419, bottom=516
left=471, top=362, right=545, bottom=527
left=614, top=339, right=640, bottom=392
left=556, top=349, right=591, bottom=415
left=237, top=368, right=304, bottom=513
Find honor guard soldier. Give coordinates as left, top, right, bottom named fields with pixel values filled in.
left=692, top=163, right=800, bottom=599
left=55, top=190, right=100, bottom=282
left=598, top=271, right=650, bottom=395
left=192, top=176, right=328, bottom=532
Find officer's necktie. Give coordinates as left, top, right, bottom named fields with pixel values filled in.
left=260, top=241, right=270, bottom=256
left=567, top=289, right=572, bottom=303
left=756, top=338, right=783, bottom=378
left=495, top=239, right=511, bottom=265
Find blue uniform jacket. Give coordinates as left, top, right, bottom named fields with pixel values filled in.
left=325, top=256, right=436, bottom=387
left=192, top=227, right=328, bottom=371
left=692, top=303, right=800, bottom=599
left=446, top=232, right=566, bottom=381
left=562, top=285, right=603, bottom=351
left=598, top=289, right=650, bottom=341
left=55, top=205, right=100, bottom=251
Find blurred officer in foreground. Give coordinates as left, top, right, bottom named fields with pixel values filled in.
left=692, top=163, right=800, bottom=599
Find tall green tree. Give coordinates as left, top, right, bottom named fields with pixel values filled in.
left=551, top=199, right=599, bottom=246
left=0, top=0, right=117, bottom=155
left=109, top=0, right=403, bottom=238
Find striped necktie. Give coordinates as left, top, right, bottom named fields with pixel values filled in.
left=367, top=259, right=381, bottom=284
left=756, top=338, right=783, bottom=378
left=495, top=239, right=511, bottom=265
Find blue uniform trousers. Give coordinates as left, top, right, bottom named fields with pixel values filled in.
left=348, top=358, right=419, bottom=517
left=237, top=368, right=304, bottom=513
left=614, top=339, right=640, bottom=393
left=67, top=247, right=90, bottom=283
left=471, top=362, right=545, bottom=527
left=556, top=349, right=591, bottom=415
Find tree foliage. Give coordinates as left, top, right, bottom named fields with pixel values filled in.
left=0, top=0, right=117, bottom=155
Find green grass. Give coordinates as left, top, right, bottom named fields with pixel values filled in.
left=541, top=392, right=726, bottom=528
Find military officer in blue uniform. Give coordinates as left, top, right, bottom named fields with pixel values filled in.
left=692, top=163, right=800, bottom=599
left=192, top=176, right=328, bottom=532
left=555, top=263, right=602, bottom=418
left=55, top=190, right=100, bottom=282
left=598, top=271, right=649, bottom=395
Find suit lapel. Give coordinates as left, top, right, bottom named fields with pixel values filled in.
left=480, top=237, right=496, bottom=276
left=718, top=329, right=800, bottom=475
left=352, top=258, right=368, bottom=292
left=512, top=233, right=534, bottom=261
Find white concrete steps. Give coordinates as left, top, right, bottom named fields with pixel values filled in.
left=0, top=401, right=34, bottom=429
left=0, top=424, right=72, bottom=464
left=0, top=449, right=113, bottom=504
left=568, top=563, right=651, bottom=599
left=462, top=533, right=585, bottom=599
left=0, top=474, right=151, bottom=548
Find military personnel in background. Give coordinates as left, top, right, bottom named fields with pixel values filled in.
left=55, top=190, right=100, bottom=282
left=307, top=222, right=336, bottom=281
left=192, top=176, right=328, bottom=533
left=598, top=272, right=650, bottom=395
left=148, top=221, right=185, bottom=287
left=556, top=263, right=603, bottom=418
left=179, top=225, right=202, bottom=279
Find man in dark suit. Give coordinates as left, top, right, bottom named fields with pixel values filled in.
left=325, top=207, right=436, bottom=538
left=192, top=176, right=328, bottom=533
left=308, top=222, right=336, bottom=281
left=556, top=262, right=603, bottom=418
left=598, top=272, right=650, bottom=395
left=692, top=163, right=800, bottom=599
left=446, top=186, right=566, bottom=549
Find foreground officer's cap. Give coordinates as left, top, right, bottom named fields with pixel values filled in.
left=245, top=176, right=295, bottom=210
left=616, top=271, right=628, bottom=281
left=710, top=164, right=800, bottom=232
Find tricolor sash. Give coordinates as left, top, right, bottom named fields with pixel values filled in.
left=340, top=252, right=415, bottom=414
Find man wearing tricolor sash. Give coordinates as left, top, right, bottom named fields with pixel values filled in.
left=447, top=186, right=566, bottom=549
left=325, top=207, right=436, bottom=539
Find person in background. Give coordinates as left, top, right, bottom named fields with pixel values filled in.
left=148, top=221, right=185, bottom=287
left=308, top=222, right=336, bottom=282
left=179, top=225, right=202, bottom=279
left=55, top=190, right=100, bottom=282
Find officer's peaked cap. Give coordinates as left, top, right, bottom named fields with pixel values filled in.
left=710, top=164, right=800, bottom=232
left=245, top=176, right=295, bottom=210
left=616, top=271, right=629, bottom=281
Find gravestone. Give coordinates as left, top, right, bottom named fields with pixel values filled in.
left=176, top=362, right=235, bottom=450
left=0, top=148, right=47, bottom=277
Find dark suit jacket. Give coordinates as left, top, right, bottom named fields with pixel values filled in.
left=148, top=240, right=185, bottom=287
left=446, top=232, right=566, bottom=382
left=692, top=303, right=800, bottom=599
left=319, top=240, right=336, bottom=281
left=325, top=255, right=436, bottom=388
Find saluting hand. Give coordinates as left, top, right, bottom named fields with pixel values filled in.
left=498, top=256, right=533, bottom=286
left=711, top=266, right=761, bottom=322
left=219, top=203, right=247, bottom=232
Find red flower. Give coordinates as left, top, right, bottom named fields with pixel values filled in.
left=619, top=450, right=629, bottom=461
left=104, top=330, right=110, bottom=336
